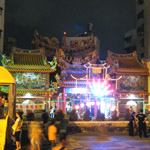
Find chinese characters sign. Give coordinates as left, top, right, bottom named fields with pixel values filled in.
left=16, top=104, right=45, bottom=110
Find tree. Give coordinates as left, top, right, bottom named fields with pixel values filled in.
left=96, top=109, right=105, bottom=121
left=83, top=109, right=91, bottom=121
left=69, top=109, right=78, bottom=121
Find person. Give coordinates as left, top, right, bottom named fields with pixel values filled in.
left=54, top=105, right=57, bottom=118
left=12, top=112, right=23, bottom=150
left=136, top=109, right=148, bottom=138
left=2, top=95, right=6, bottom=107
left=129, top=106, right=134, bottom=115
left=28, top=121, right=46, bottom=150
left=129, top=112, right=136, bottom=136
left=59, top=115, right=69, bottom=134
left=50, top=106, right=54, bottom=118
left=41, top=110, right=49, bottom=138
left=4, top=99, right=8, bottom=116
left=48, top=120, right=57, bottom=149
left=52, top=133, right=69, bottom=150
left=42, top=110, right=49, bottom=124
left=1, top=95, right=5, bottom=116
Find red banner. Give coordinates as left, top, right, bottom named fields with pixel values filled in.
left=16, top=104, right=45, bottom=110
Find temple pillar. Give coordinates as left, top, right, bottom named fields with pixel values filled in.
left=94, top=101, right=98, bottom=117
left=62, top=88, right=66, bottom=113
left=56, top=95, right=59, bottom=110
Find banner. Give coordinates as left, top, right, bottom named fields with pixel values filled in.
left=16, top=104, right=45, bottom=110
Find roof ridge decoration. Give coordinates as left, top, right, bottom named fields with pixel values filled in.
left=56, top=48, right=98, bottom=69
left=12, top=47, right=44, bottom=54
left=108, top=50, right=137, bottom=58
left=32, top=30, right=59, bottom=56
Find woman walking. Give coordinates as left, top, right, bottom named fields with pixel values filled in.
left=12, top=112, right=23, bottom=150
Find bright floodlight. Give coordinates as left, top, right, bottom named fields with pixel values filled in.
left=80, top=103, right=84, bottom=108
left=75, top=105, right=79, bottom=110
left=88, top=79, right=113, bottom=98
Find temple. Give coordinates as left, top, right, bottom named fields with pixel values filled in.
left=106, top=50, right=149, bottom=116
left=1, top=30, right=149, bottom=119
left=1, top=47, right=57, bottom=115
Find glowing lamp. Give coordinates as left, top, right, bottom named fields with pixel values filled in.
left=111, top=105, right=116, bottom=111
left=96, top=102, right=100, bottom=106
left=80, top=103, right=84, bottom=108
left=107, top=104, right=111, bottom=108
left=88, top=79, right=113, bottom=98
left=75, top=105, right=79, bottom=110
left=91, top=102, right=95, bottom=106
left=86, top=102, right=91, bottom=107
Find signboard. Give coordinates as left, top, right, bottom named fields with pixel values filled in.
left=92, top=68, right=101, bottom=73
left=16, top=104, right=45, bottom=110
left=145, top=104, right=150, bottom=110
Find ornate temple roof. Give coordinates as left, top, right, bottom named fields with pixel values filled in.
left=2, top=47, right=57, bottom=73
left=58, top=68, right=87, bottom=87
left=106, top=50, right=148, bottom=75
left=14, top=53, right=44, bottom=65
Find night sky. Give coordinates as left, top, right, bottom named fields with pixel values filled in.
left=5, top=0, right=136, bottom=59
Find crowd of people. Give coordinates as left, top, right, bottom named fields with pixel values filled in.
left=10, top=108, right=149, bottom=150
left=11, top=109, right=69, bottom=150
left=129, top=109, right=148, bottom=138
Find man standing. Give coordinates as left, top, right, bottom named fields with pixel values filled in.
left=136, top=109, right=148, bottom=138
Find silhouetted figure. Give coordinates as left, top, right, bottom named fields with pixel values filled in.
left=129, top=112, right=136, bottom=136
left=42, top=110, right=49, bottom=124
left=136, top=109, right=148, bottom=138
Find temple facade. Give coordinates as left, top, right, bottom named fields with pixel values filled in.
left=1, top=47, right=57, bottom=115
left=106, top=50, right=149, bottom=117
left=56, top=48, right=149, bottom=118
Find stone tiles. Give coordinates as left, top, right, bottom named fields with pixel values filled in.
left=19, top=132, right=150, bottom=150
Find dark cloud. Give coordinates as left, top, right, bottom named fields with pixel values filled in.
left=5, top=0, right=136, bottom=59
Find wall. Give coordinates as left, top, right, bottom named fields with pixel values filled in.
left=22, top=121, right=150, bottom=133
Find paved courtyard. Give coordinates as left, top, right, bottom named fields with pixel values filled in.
left=20, top=132, right=150, bottom=150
